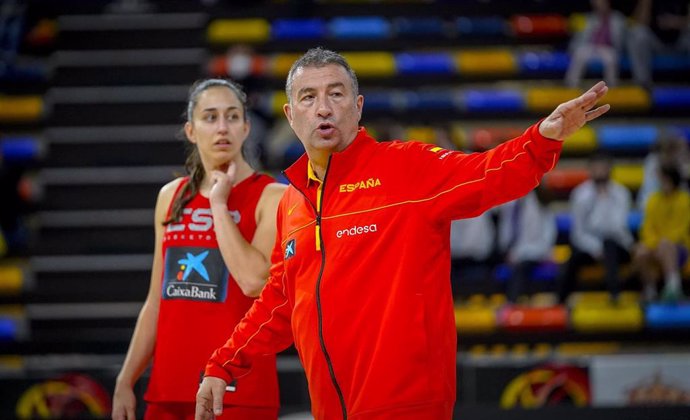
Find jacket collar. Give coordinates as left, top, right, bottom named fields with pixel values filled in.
left=283, top=127, right=377, bottom=191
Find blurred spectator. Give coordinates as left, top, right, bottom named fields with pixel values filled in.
left=450, top=212, right=496, bottom=294
left=637, top=132, right=690, bottom=210
left=565, top=0, right=626, bottom=87
left=498, top=186, right=557, bottom=303
left=634, top=164, right=690, bottom=302
left=627, top=0, right=690, bottom=88
left=0, top=0, right=25, bottom=76
left=557, top=153, right=633, bottom=303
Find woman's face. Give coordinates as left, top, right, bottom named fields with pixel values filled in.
left=185, top=85, right=249, bottom=168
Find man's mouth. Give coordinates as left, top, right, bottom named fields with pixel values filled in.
left=317, top=123, right=335, bottom=136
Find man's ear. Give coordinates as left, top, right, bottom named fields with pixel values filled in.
left=283, top=102, right=293, bottom=127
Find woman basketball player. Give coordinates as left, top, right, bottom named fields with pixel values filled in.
left=112, top=79, right=285, bottom=420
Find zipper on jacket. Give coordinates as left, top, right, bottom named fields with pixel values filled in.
left=283, top=158, right=348, bottom=420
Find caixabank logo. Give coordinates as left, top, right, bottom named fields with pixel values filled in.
left=15, top=373, right=111, bottom=419
left=162, top=246, right=229, bottom=303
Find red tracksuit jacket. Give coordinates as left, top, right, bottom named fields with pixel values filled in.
left=206, top=124, right=563, bottom=419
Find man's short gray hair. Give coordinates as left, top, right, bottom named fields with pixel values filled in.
left=285, top=47, right=359, bottom=102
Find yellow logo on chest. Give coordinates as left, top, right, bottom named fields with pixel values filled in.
left=339, top=178, right=382, bottom=193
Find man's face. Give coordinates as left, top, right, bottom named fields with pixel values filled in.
left=283, top=64, right=364, bottom=156
left=590, top=160, right=611, bottom=184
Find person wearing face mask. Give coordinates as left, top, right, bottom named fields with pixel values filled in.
left=557, top=153, right=633, bottom=304
left=111, top=79, right=286, bottom=420
left=634, top=164, right=690, bottom=302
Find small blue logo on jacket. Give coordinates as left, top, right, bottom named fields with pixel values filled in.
left=285, top=239, right=296, bottom=260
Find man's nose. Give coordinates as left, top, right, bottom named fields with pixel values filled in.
left=316, top=97, right=333, bottom=118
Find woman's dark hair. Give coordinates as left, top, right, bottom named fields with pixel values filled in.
left=164, top=79, right=248, bottom=225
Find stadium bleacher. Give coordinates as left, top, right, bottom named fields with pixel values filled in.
left=1, top=0, right=689, bottom=419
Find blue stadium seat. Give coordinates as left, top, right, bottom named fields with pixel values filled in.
left=464, top=89, right=524, bottom=113
left=330, top=17, right=391, bottom=39
left=628, top=211, right=642, bottom=233
left=651, top=54, right=690, bottom=72
left=362, top=90, right=399, bottom=113
left=456, top=16, right=507, bottom=36
left=517, top=50, right=570, bottom=74
left=532, top=262, right=559, bottom=282
left=272, top=18, right=326, bottom=40
left=393, top=17, right=446, bottom=38
left=673, top=125, right=690, bottom=142
left=494, top=262, right=558, bottom=283
left=404, top=90, right=457, bottom=111
left=1, top=137, right=40, bottom=164
left=652, top=87, right=690, bottom=109
left=395, top=52, right=455, bottom=75
left=0, top=318, right=17, bottom=341
left=0, top=64, right=47, bottom=83
left=646, top=303, right=690, bottom=329
left=597, top=125, right=657, bottom=151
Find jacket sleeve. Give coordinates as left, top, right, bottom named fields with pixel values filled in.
left=204, top=210, right=294, bottom=383
left=405, top=122, right=563, bottom=222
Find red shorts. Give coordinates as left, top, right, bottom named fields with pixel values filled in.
left=144, top=402, right=279, bottom=420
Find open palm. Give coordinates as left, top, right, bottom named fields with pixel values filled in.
left=539, top=81, right=610, bottom=140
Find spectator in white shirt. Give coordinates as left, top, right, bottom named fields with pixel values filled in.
left=557, top=153, right=633, bottom=303
left=498, top=186, right=557, bottom=303
left=450, top=212, right=496, bottom=295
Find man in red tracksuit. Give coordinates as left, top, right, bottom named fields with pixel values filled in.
left=196, top=48, right=611, bottom=420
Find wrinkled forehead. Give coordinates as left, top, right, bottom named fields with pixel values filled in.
left=291, top=64, right=353, bottom=92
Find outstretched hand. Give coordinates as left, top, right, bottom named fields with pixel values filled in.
left=538, top=81, right=610, bottom=140
left=209, top=162, right=237, bottom=208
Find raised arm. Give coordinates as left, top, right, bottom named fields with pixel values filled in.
left=210, top=163, right=287, bottom=296
left=406, top=82, right=610, bottom=222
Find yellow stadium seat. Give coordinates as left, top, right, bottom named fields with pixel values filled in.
left=557, top=342, right=620, bottom=356
left=573, top=291, right=640, bottom=306
left=563, top=126, right=596, bottom=153
left=207, top=19, right=270, bottom=43
left=600, top=86, right=650, bottom=112
left=0, top=355, right=23, bottom=370
left=0, top=96, right=43, bottom=122
left=450, top=123, right=468, bottom=149
left=526, top=87, right=582, bottom=112
left=568, top=13, right=587, bottom=33
left=406, top=126, right=437, bottom=144
left=553, top=245, right=571, bottom=264
left=572, top=303, right=643, bottom=332
left=455, top=306, right=496, bottom=333
left=270, top=92, right=288, bottom=116
left=0, top=266, right=23, bottom=296
left=611, top=164, right=644, bottom=190
left=456, top=49, right=516, bottom=75
left=342, top=52, right=396, bottom=77
left=271, top=53, right=303, bottom=78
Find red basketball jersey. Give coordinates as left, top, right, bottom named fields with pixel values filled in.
left=144, top=173, right=279, bottom=409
